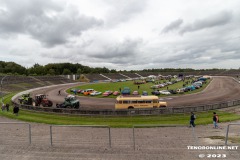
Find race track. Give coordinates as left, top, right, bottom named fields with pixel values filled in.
left=28, top=76, right=240, bottom=109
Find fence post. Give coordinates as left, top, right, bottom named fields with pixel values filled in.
left=133, top=126, right=135, bottom=150
left=191, top=126, right=198, bottom=145
left=50, top=125, right=53, bottom=146
left=108, top=127, right=111, bottom=148
left=28, top=124, right=31, bottom=145
left=225, top=124, right=230, bottom=145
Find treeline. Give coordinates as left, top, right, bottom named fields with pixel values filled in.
left=0, top=61, right=117, bottom=76
left=0, top=61, right=238, bottom=76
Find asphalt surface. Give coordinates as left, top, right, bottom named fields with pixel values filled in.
left=27, top=76, right=240, bottom=109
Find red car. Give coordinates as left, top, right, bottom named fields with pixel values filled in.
left=102, top=91, right=113, bottom=97
left=113, top=91, right=120, bottom=96
left=132, top=91, right=139, bottom=95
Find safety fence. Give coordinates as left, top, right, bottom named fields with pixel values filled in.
left=0, top=122, right=31, bottom=145
left=13, top=99, right=240, bottom=116
left=225, top=123, right=240, bottom=145
left=49, top=125, right=111, bottom=148
left=1, top=123, right=239, bottom=149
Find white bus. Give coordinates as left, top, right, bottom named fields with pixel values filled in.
left=115, top=95, right=167, bottom=109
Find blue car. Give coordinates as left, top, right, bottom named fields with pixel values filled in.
left=142, top=91, right=148, bottom=96
left=186, top=85, right=196, bottom=91
left=121, top=87, right=131, bottom=95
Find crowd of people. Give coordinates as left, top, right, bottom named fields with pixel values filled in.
left=1, top=103, right=19, bottom=116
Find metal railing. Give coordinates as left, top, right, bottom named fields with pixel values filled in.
left=49, top=125, right=111, bottom=148
left=0, top=122, right=31, bottom=144
left=132, top=124, right=197, bottom=150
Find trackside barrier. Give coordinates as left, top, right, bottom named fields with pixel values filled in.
left=0, top=122, right=31, bottom=144
left=132, top=124, right=197, bottom=150
left=50, top=125, right=111, bottom=148
left=225, top=123, right=240, bottom=145
left=13, top=99, right=240, bottom=116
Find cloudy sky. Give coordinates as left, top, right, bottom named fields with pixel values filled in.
left=0, top=0, right=239, bottom=70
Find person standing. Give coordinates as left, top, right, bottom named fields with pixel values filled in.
left=213, top=112, right=219, bottom=129
left=1, top=103, right=5, bottom=111
left=5, top=103, right=9, bottom=112
left=189, top=112, right=196, bottom=127
left=58, top=90, right=61, bottom=95
left=13, top=105, right=19, bottom=116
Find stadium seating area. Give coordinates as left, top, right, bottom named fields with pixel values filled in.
left=0, top=75, right=75, bottom=92
left=100, top=73, right=126, bottom=80
left=83, top=74, right=109, bottom=82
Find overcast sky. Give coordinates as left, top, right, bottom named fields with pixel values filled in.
left=0, top=0, right=239, bottom=70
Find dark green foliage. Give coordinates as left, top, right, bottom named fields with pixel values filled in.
left=0, top=60, right=238, bottom=76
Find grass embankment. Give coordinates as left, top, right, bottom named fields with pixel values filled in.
left=67, top=79, right=210, bottom=98
left=1, top=93, right=240, bottom=128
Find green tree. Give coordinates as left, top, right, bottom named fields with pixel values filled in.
left=62, top=69, right=72, bottom=75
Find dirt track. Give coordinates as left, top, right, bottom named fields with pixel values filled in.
left=29, top=76, right=240, bottom=109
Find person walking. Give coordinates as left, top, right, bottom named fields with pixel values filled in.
left=58, top=90, right=61, bottom=95
left=213, top=112, right=219, bottom=129
left=189, top=112, right=196, bottom=127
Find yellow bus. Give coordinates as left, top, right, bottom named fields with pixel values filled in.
left=115, top=95, right=167, bottom=109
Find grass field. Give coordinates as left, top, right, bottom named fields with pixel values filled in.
left=67, top=78, right=210, bottom=98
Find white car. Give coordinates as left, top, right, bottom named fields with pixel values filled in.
left=90, top=91, right=102, bottom=96
left=159, top=90, right=171, bottom=95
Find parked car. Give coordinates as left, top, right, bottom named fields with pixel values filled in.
left=132, top=91, right=139, bottom=95
left=176, top=88, right=185, bottom=94
left=151, top=85, right=159, bottom=89
left=77, top=89, right=83, bottom=93
left=151, top=90, right=160, bottom=95
left=168, top=89, right=177, bottom=94
left=159, top=90, right=171, bottom=95
left=70, top=89, right=77, bottom=93
left=83, top=89, right=95, bottom=95
left=158, top=84, right=165, bottom=88
left=166, top=82, right=172, bottom=85
left=113, top=91, right=120, bottom=96
left=142, top=91, right=148, bottom=96
left=192, top=84, right=201, bottom=89
left=186, top=85, right=196, bottom=91
left=198, top=77, right=207, bottom=81
left=90, top=91, right=102, bottom=96
left=102, top=90, right=113, bottom=97
left=121, top=87, right=131, bottom=95
left=193, top=81, right=203, bottom=87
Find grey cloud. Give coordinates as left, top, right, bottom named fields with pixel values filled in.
left=86, top=38, right=143, bottom=65
left=105, top=0, right=147, bottom=25
left=162, top=19, right=183, bottom=33
left=0, top=0, right=103, bottom=47
left=179, top=11, right=233, bottom=35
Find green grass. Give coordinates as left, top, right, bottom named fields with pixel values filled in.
left=1, top=93, right=240, bottom=128
left=67, top=79, right=210, bottom=98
